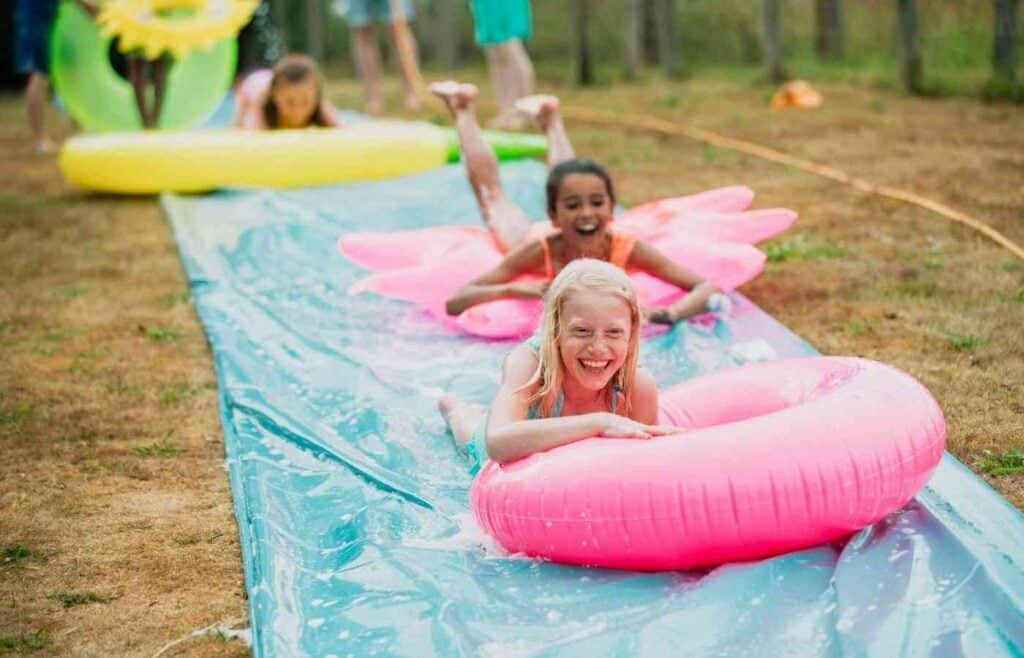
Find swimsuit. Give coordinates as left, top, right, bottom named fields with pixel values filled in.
left=538, top=230, right=636, bottom=280
left=464, top=336, right=620, bottom=475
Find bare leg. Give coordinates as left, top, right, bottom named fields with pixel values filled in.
left=150, top=55, right=170, bottom=128
left=484, top=46, right=512, bottom=119
left=486, top=43, right=526, bottom=129
left=429, top=81, right=532, bottom=251
left=515, top=94, right=575, bottom=170
left=352, top=26, right=384, bottom=115
left=438, top=394, right=485, bottom=449
left=508, top=40, right=535, bottom=105
left=387, top=22, right=422, bottom=110
left=25, top=73, right=52, bottom=153
left=128, top=57, right=153, bottom=128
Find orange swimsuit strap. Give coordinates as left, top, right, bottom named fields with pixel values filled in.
left=539, top=229, right=637, bottom=280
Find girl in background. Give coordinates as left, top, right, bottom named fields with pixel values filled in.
left=233, top=54, right=342, bottom=130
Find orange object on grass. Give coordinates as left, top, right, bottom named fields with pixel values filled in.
left=771, top=80, right=823, bottom=109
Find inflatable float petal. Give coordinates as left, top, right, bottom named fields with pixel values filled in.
left=338, top=186, right=793, bottom=337
left=649, top=238, right=765, bottom=291
left=627, top=186, right=756, bottom=217
left=456, top=299, right=544, bottom=339
left=338, top=226, right=496, bottom=272
left=617, top=206, right=797, bottom=245
left=636, top=208, right=798, bottom=245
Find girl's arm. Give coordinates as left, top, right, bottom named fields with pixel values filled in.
left=445, top=241, right=546, bottom=316
left=484, top=347, right=673, bottom=464
left=628, top=240, right=722, bottom=324
left=233, top=90, right=269, bottom=129
left=321, top=100, right=344, bottom=128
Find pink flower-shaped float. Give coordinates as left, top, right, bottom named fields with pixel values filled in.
left=338, top=186, right=796, bottom=338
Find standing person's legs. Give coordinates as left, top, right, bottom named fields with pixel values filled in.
left=486, top=42, right=527, bottom=129
left=508, top=39, right=535, bottom=107
left=352, top=26, right=384, bottom=115
left=16, top=0, right=57, bottom=152
left=348, top=0, right=384, bottom=115
left=24, top=73, right=52, bottom=152
left=429, top=81, right=532, bottom=251
left=515, top=95, right=575, bottom=170
left=128, top=57, right=154, bottom=128
left=387, top=21, right=422, bottom=110
left=385, top=0, right=422, bottom=110
left=483, top=46, right=509, bottom=117
left=150, top=55, right=170, bottom=128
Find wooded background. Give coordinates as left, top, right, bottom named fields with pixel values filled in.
left=243, top=0, right=1020, bottom=99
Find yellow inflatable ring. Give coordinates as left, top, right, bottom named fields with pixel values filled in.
left=99, top=0, right=259, bottom=58
left=60, top=122, right=451, bottom=194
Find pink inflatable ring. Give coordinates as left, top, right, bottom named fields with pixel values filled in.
left=471, top=357, right=946, bottom=571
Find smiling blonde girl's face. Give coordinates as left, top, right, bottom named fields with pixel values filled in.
left=557, top=289, right=632, bottom=392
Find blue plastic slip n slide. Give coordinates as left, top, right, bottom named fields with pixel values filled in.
left=163, top=159, right=1024, bottom=657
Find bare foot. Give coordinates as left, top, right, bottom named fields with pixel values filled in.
left=32, top=138, right=55, bottom=155
left=438, top=393, right=485, bottom=448
left=428, top=81, right=478, bottom=115
left=365, top=97, right=384, bottom=116
left=438, top=393, right=461, bottom=425
left=514, top=94, right=560, bottom=131
left=404, top=91, right=422, bottom=111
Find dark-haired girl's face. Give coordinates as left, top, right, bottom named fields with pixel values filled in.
left=272, top=79, right=319, bottom=129
left=549, top=173, right=614, bottom=244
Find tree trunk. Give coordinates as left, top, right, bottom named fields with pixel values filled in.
left=271, top=0, right=289, bottom=50
left=760, top=0, right=786, bottom=83
left=625, top=0, right=643, bottom=79
left=654, top=0, right=682, bottom=78
left=896, top=0, right=923, bottom=94
left=642, top=0, right=659, bottom=64
left=435, top=0, right=459, bottom=69
left=305, top=0, right=324, bottom=61
left=993, top=0, right=1019, bottom=86
left=573, top=0, right=594, bottom=85
left=815, top=0, right=843, bottom=59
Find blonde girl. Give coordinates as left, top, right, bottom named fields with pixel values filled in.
left=438, top=259, right=678, bottom=474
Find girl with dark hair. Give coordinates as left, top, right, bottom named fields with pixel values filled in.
left=233, top=54, right=342, bottom=130
left=430, top=81, right=721, bottom=326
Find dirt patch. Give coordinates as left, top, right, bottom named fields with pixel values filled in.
left=1, top=71, right=1021, bottom=655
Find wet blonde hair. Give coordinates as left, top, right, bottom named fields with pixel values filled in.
left=524, top=259, right=641, bottom=418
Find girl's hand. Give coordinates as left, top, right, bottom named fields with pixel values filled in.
left=597, top=413, right=680, bottom=439
left=507, top=280, right=549, bottom=299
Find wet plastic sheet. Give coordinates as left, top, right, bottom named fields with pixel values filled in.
left=163, top=161, right=1024, bottom=658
